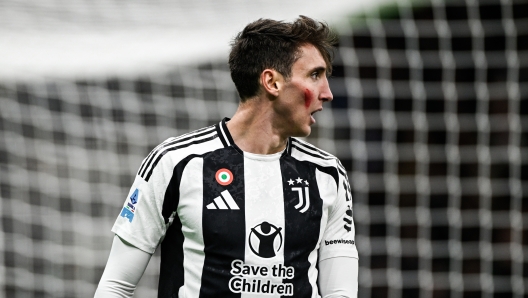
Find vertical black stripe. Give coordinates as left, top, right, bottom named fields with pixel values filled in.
left=283, top=137, right=293, bottom=157
left=280, top=156, right=324, bottom=298
left=158, top=219, right=184, bottom=298
left=158, top=154, right=203, bottom=298
left=200, top=147, right=245, bottom=298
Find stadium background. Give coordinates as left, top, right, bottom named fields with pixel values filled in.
left=1, top=0, right=527, bottom=297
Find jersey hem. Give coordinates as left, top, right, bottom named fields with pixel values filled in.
left=111, top=227, right=157, bottom=254
left=319, top=250, right=359, bottom=261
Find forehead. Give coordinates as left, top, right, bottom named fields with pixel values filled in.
left=292, top=44, right=327, bottom=72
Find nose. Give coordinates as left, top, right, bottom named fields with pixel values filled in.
left=320, top=77, right=333, bottom=102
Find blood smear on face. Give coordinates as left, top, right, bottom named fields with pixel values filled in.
left=304, top=89, right=312, bottom=108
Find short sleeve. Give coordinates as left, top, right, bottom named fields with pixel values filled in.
left=318, top=160, right=358, bottom=261
left=111, top=146, right=174, bottom=254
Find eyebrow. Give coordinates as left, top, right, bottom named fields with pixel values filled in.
left=310, top=66, right=327, bottom=75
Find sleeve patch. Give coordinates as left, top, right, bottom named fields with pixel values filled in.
left=120, top=188, right=140, bottom=223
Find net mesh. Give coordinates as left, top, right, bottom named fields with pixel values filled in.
left=332, top=0, right=528, bottom=296
left=1, top=0, right=527, bottom=297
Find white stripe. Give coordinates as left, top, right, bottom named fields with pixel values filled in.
left=214, top=196, right=228, bottom=209
left=179, top=158, right=206, bottom=296
left=312, top=168, right=337, bottom=297
left=221, top=190, right=239, bottom=209
left=206, top=202, right=216, bottom=209
left=219, top=121, right=231, bottom=146
left=337, top=163, right=347, bottom=174
left=242, top=157, right=285, bottom=298
left=307, top=246, right=319, bottom=298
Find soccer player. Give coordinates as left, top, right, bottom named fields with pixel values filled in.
left=95, top=15, right=358, bottom=298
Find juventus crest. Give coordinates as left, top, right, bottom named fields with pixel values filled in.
left=287, top=177, right=310, bottom=213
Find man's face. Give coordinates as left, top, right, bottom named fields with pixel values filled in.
left=274, top=43, right=333, bottom=137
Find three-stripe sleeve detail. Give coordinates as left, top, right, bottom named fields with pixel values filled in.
left=291, top=141, right=335, bottom=163
left=138, top=127, right=218, bottom=181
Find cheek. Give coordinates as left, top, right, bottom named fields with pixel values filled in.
left=304, top=89, right=313, bottom=108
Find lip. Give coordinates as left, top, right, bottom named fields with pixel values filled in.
left=310, top=108, right=323, bottom=116
left=310, top=108, right=322, bottom=124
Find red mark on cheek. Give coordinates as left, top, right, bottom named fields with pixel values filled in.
left=304, top=89, right=312, bottom=108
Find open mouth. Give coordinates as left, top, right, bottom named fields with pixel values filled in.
left=310, top=109, right=322, bottom=124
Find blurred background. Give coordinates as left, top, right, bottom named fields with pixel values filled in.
left=0, top=0, right=527, bottom=297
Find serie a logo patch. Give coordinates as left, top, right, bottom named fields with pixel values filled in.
left=120, top=188, right=139, bottom=222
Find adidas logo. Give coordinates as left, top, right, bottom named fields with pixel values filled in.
left=206, top=190, right=240, bottom=210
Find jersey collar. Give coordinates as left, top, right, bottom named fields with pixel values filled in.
left=217, top=117, right=235, bottom=148
left=217, top=117, right=292, bottom=157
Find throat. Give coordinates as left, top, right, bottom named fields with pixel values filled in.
left=227, top=117, right=287, bottom=154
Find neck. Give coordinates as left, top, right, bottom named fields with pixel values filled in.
left=226, top=98, right=288, bottom=155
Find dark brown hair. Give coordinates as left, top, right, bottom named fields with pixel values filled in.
left=228, top=15, right=337, bottom=101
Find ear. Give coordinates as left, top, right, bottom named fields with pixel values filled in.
left=260, top=69, right=283, bottom=97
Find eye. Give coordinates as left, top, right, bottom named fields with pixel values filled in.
left=311, top=72, right=319, bottom=79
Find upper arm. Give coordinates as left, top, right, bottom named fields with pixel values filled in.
left=111, top=159, right=173, bottom=254
left=111, top=137, right=189, bottom=254
left=318, top=257, right=358, bottom=298
left=318, top=160, right=358, bottom=261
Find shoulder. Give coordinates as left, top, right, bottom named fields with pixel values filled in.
left=290, top=138, right=337, bottom=164
left=290, top=138, right=348, bottom=177
left=159, top=124, right=220, bottom=152
left=137, top=124, right=222, bottom=181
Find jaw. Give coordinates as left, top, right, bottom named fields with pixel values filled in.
left=292, top=118, right=313, bottom=138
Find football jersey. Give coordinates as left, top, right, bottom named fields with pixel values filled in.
left=112, top=118, right=357, bottom=298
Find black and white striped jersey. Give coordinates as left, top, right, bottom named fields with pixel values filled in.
left=112, top=118, right=357, bottom=298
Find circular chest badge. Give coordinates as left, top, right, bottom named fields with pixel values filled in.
left=216, top=168, right=233, bottom=186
